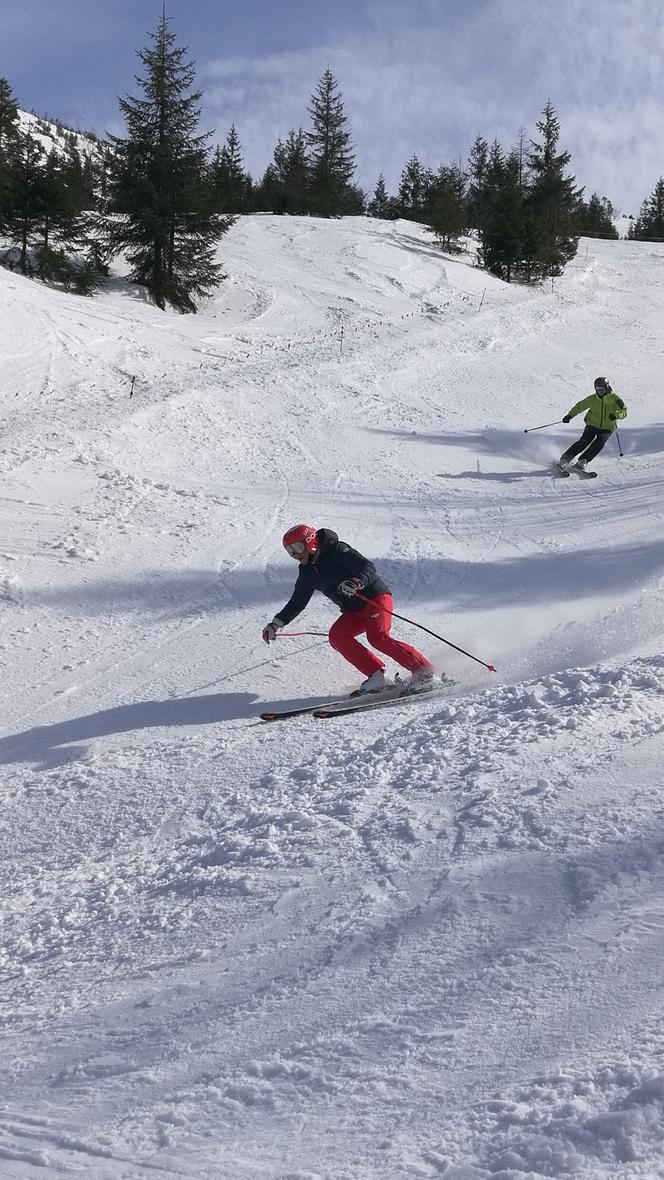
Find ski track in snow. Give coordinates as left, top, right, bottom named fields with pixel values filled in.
left=2, top=217, right=664, bottom=1178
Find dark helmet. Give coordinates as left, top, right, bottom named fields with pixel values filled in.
left=594, top=376, right=611, bottom=393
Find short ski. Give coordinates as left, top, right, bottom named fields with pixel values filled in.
left=553, top=461, right=597, bottom=479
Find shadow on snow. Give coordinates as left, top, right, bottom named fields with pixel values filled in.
left=28, top=535, right=664, bottom=617
left=0, top=687, right=343, bottom=770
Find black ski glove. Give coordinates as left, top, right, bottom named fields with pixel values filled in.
left=609, top=413, right=617, bottom=421
left=562, top=415, right=572, bottom=423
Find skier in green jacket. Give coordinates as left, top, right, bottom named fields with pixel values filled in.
left=559, top=377, right=627, bottom=470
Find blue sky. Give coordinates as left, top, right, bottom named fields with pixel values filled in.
left=2, top=0, right=664, bottom=213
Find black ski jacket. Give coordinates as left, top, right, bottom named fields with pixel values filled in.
left=276, top=529, right=390, bottom=625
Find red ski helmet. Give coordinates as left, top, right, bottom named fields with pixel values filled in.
left=283, top=523, right=318, bottom=559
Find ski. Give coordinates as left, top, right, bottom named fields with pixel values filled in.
left=313, top=682, right=453, bottom=719
left=260, top=678, right=457, bottom=722
left=260, top=697, right=352, bottom=721
left=553, top=461, right=597, bottom=479
left=259, top=687, right=398, bottom=721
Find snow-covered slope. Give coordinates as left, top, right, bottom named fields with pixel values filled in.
left=17, top=108, right=99, bottom=161
left=1, top=217, right=664, bottom=1179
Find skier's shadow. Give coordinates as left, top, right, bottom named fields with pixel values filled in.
left=437, top=469, right=552, bottom=483
left=0, top=692, right=255, bottom=770
left=1, top=689, right=346, bottom=770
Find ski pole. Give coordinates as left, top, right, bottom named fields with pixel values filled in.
left=276, top=630, right=328, bottom=637
left=523, top=420, right=564, bottom=434
left=353, top=591, right=496, bottom=672
left=615, top=428, right=624, bottom=457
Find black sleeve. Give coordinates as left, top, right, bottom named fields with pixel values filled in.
left=276, top=575, right=315, bottom=626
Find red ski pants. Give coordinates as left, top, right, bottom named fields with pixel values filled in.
left=328, top=593, right=432, bottom=677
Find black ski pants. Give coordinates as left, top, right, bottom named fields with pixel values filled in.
left=561, top=425, right=612, bottom=465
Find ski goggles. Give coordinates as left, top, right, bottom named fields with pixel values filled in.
left=285, top=541, right=308, bottom=557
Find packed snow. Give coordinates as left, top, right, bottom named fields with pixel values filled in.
left=1, top=215, right=664, bottom=1179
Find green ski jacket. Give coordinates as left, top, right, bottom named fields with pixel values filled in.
left=567, top=391, right=627, bottom=432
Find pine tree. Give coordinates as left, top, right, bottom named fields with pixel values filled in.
left=397, top=155, right=432, bottom=221
left=0, top=77, right=19, bottom=145
left=465, top=136, right=489, bottom=232
left=279, top=129, right=310, bottom=213
left=211, top=124, right=252, bottom=213
left=39, top=150, right=70, bottom=251
left=367, top=174, right=396, bottom=219
left=60, top=140, right=96, bottom=212
left=2, top=133, right=50, bottom=271
left=343, top=183, right=366, bottom=214
left=103, top=13, right=231, bottom=311
left=0, top=77, right=21, bottom=235
left=424, top=163, right=467, bottom=251
left=1, top=81, right=104, bottom=290
left=306, top=69, right=355, bottom=217
left=476, top=140, right=504, bottom=268
left=255, top=160, right=281, bottom=214
left=576, top=193, right=618, bottom=239
left=628, top=178, right=664, bottom=241
left=257, top=129, right=310, bottom=214
left=40, top=147, right=102, bottom=288
left=483, top=149, right=528, bottom=282
left=525, top=101, right=581, bottom=279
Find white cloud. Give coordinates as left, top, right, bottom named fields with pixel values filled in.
left=198, top=0, right=664, bottom=210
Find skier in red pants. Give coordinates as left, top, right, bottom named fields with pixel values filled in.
left=262, top=524, right=435, bottom=695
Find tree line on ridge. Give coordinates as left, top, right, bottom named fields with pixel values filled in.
left=1, top=14, right=662, bottom=312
